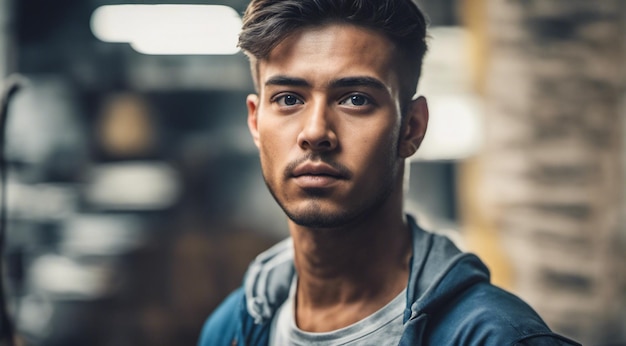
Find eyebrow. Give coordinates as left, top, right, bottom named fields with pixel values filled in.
left=329, top=77, right=387, bottom=90
left=264, top=75, right=387, bottom=90
left=265, top=76, right=310, bottom=87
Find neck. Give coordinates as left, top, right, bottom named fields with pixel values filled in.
left=288, top=187, right=412, bottom=331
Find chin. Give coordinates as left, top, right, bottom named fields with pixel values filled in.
left=288, top=213, right=353, bottom=229
left=284, top=203, right=360, bottom=229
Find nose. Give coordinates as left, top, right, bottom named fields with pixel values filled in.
left=296, top=103, right=338, bottom=152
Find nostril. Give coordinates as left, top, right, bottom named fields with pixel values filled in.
left=318, top=139, right=332, bottom=148
left=301, top=138, right=333, bottom=151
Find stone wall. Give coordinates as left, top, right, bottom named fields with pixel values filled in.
left=481, top=0, right=625, bottom=343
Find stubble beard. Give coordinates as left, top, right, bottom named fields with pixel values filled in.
left=263, top=166, right=399, bottom=229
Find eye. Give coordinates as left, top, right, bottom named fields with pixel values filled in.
left=273, top=94, right=304, bottom=107
left=339, top=94, right=372, bottom=107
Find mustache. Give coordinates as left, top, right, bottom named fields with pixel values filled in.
left=283, top=153, right=352, bottom=179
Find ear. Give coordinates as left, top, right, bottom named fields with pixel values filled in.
left=247, top=94, right=260, bottom=148
left=398, top=96, right=429, bottom=158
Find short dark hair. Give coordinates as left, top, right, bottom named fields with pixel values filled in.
left=239, top=0, right=428, bottom=107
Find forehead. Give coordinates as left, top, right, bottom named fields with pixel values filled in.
left=256, top=23, right=400, bottom=91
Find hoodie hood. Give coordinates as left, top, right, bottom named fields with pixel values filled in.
left=244, top=237, right=295, bottom=324
left=403, top=217, right=490, bottom=323
left=243, top=215, right=490, bottom=326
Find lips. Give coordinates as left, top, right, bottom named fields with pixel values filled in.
left=290, top=162, right=349, bottom=189
left=292, top=162, right=346, bottom=178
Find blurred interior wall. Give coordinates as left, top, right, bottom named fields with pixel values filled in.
left=0, top=0, right=16, bottom=79
left=0, top=0, right=7, bottom=78
left=462, top=0, right=625, bottom=344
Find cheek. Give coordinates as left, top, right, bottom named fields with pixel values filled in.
left=258, top=142, right=277, bottom=172
left=345, top=132, right=399, bottom=183
left=359, top=123, right=400, bottom=156
left=370, top=129, right=402, bottom=174
left=257, top=128, right=287, bottom=181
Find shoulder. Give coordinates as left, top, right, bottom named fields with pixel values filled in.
left=198, top=238, right=295, bottom=345
left=424, top=283, right=580, bottom=345
left=198, top=288, right=244, bottom=346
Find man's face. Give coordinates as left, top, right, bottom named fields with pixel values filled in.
left=247, top=23, right=424, bottom=229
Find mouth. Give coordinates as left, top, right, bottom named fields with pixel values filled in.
left=292, top=163, right=346, bottom=179
left=290, top=162, right=349, bottom=188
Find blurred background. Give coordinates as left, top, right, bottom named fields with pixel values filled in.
left=0, top=0, right=624, bottom=345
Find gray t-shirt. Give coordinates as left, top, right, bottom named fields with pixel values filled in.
left=269, top=278, right=406, bottom=345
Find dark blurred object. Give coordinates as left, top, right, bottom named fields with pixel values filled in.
left=0, top=76, right=25, bottom=346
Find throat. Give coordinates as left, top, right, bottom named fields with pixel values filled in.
left=290, top=219, right=412, bottom=332
left=294, top=274, right=408, bottom=332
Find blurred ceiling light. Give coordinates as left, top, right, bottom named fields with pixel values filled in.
left=90, top=4, right=242, bottom=55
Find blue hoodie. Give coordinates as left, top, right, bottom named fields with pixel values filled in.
left=198, top=216, right=580, bottom=345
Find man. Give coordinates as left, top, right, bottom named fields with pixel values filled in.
left=199, top=0, right=580, bottom=345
